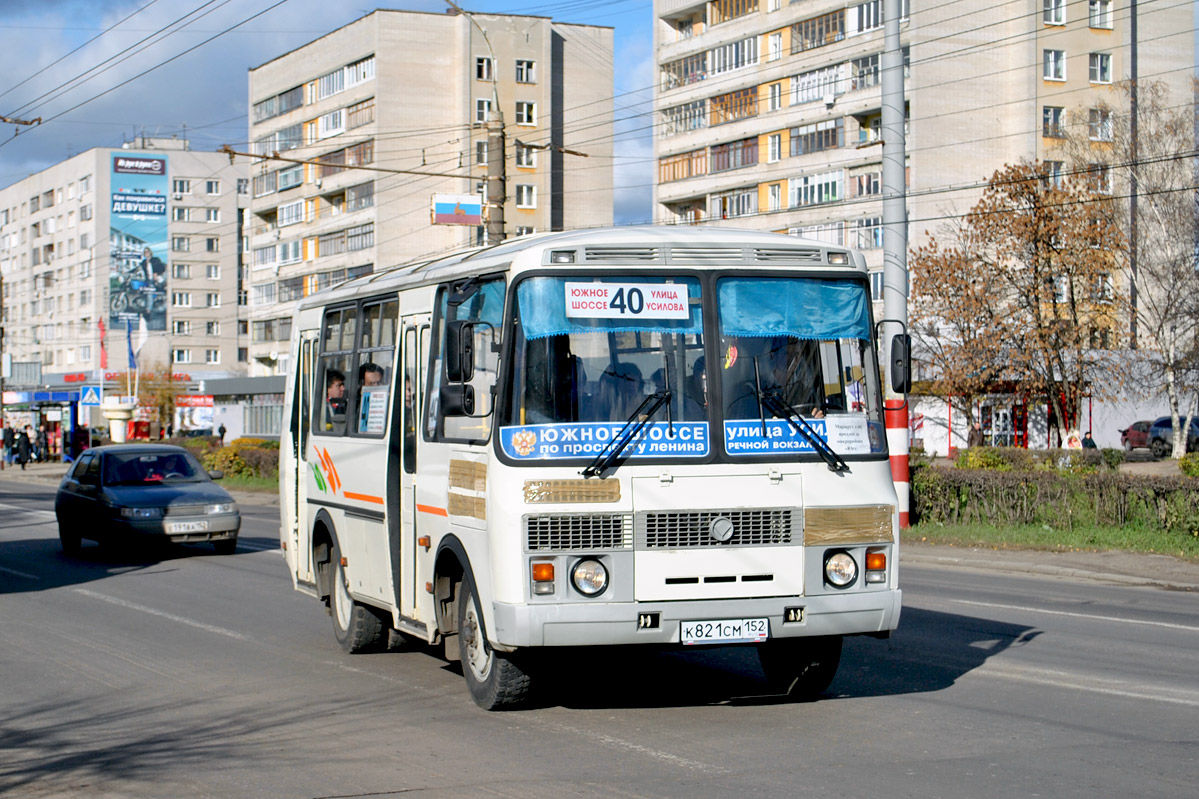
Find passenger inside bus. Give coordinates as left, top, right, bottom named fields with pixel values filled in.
left=325, top=369, right=347, bottom=431
left=595, top=362, right=644, bottom=420
left=357, top=362, right=387, bottom=433
left=722, top=337, right=825, bottom=420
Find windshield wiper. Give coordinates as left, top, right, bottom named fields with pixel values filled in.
left=581, top=390, right=671, bottom=479
left=757, top=388, right=850, bottom=473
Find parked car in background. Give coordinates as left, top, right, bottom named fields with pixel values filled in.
left=54, top=444, right=240, bottom=555
left=1146, top=416, right=1199, bottom=458
left=1119, top=420, right=1152, bottom=451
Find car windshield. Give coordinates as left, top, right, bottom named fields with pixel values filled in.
left=103, top=451, right=208, bottom=486
left=501, top=275, right=708, bottom=462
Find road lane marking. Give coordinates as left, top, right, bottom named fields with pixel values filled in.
left=0, top=501, right=56, bottom=519
left=972, top=661, right=1199, bottom=708
left=532, top=719, right=727, bottom=774
left=74, top=588, right=249, bottom=640
left=0, top=565, right=38, bottom=579
left=237, top=542, right=280, bottom=552
left=947, top=598, right=1199, bottom=633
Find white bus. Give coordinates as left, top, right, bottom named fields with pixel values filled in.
left=279, top=226, right=905, bottom=709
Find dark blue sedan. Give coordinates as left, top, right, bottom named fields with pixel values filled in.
left=55, top=444, right=240, bottom=555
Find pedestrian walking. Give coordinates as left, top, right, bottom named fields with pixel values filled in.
left=967, top=420, right=985, bottom=448
left=2, top=425, right=12, bottom=466
left=35, top=424, right=49, bottom=463
left=218, top=423, right=227, bottom=444
left=16, top=426, right=32, bottom=471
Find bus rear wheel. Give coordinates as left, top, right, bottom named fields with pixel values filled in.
left=757, top=635, right=842, bottom=701
left=330, top=541, right=386, bottom=653
left=458, top=580, right=531, bottom=710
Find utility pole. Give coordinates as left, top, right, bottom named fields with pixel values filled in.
left=1, top=273, right=5, bottom=470
left=882, top=0, right=909, bottom=526
left=1128, top=0, right=1139, bottom=349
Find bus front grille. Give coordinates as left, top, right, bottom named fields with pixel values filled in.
left=637, top=508, right=799, bottom=549
left=524, top=513, right=634, bottom=552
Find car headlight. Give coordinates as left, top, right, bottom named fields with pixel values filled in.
left=570, top=558, right=609, bottom=596
left=120, top=507, right=164, bottom=519
left=824, top=551, right=858, bottom=588
left=206, top=503, right=237, bottom=515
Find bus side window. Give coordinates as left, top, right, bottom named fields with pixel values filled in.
left=427, top=275, right=505, bottom=442
left=315, top=306, right=357, bottom=436
left=403, top=327, right=418, bottom=473
left=353, top=299, right=397, bottom=436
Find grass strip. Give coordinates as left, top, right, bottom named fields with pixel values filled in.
left=904, top=522, right=1199, bottom=562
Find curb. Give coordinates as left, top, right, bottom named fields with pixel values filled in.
left=901, top=550, right=1199, bottom=592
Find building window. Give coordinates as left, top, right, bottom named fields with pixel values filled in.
left=791, top=65, right=843, bottom=105
left=1087, top=163, right=1112, bottom=194
left=515, top=102, right=536, bottom=125
left=660, top=53, right=707, bottom=90
left=710, top=36, right=759, bottom=75
left=710, top=0, right=759, bottom=25
left=172, top=292, right=191, bottom=307
left=1043, top=49, right=1066, bottom=81
left=870, top=271, right=884, bottom=301
left=791, top=11, right=845, bottom=54
left=857, top=217, right=883, bottom=249
left=173, top=179, right=190, bottom=194
left=346, top=223, right=374, bottom=251
left=346, top=97, right=375, bottom=130
left=206, top=237, right=219, bottom=252
left=347, top=181, right=374, bottom=212
left=1042, top=106, right=1065, bottom=138
left=278, top=200, right=303, bottom=227
left=768, top=133, right=781, bottom=163
left=319, top=109, right=345, bottom=139
left=238, top=347, right=248, bottom=362
left=768, top=183, right=781, bottom=211
left=789, top=170, right=843, bottom=208
left=768, top=32, right=782, bottom=62
left=791, top=222, right=845, bottom=246
left=660, top=100, right=708, bottom=137
left=657, top=148, right=707, bottom=183
left=476, top=98, right=491, bottom=123
left=710, top=137, right=758, bottom=172
left=206, top=349, right=221, bottom=364
left=205, top=208, right=220, bottom=223
left=206, top=292, right=220, bottom=307
left=711, top=188, right=757, bottom=219
left=515, top=143, right=536, bottom=168
left=346, top=55, right=375, bottom=87
left=1043, top=160, right=1065, bottom=188
left=515, top=59, right=535, bottom=83
left=1089, top=53, right=1111, bottom=84
left=317, top=66, right=345, bottom=99
left=853, top=171, right=881, bottom=197
left=515, top=226, right=535, bottom=236
left=768, top=83, right=781, bottom=111
left=174, top=320, right=191, bottom=335
left=1043, top=0, right=1065, bottom=25
left=206, top=180, right=220, bottom=194
left=790, top=119, right=843, bottom=156
left=515, top=184, right=536, bottom=208
left=476, top=57, right=493, bottom=81
left=1088, top=108, right=1112, bottom=141
left=172, top=236, right=190, bottom=252
left=173, top=349, right=192, bottom=364
left=172, top=263, right=191, bottom=279
left=80, top=204, right=92, bottom=221
left=172, top=207, right=191, bottom=222
left=852, top=0, right=883, bottom=33
left=237, top=178, right=248, bottom=195
left=1089, top=0, right=1112, bottom=28
left=710, top=87, right=757, bottom=125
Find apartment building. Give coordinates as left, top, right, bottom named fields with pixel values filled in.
left=653, top=0, right=1193, bottom=307
left=0, top=137, right=247, bottom=381
left=245, top=9, right=615, bottom=375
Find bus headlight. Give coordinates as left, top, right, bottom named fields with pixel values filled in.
left=824, top=551, right=857, bottom=588
left=571, top=558, right=609, bottom=596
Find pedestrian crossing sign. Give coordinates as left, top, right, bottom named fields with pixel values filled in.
left=80, top=386, right=102, bottom=406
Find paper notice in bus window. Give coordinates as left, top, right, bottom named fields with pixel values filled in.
left=724, top=417, right=871, bottom=456
left=360, top=386, right=389, bottom=434
left=824, top=415, right=870, bottom=453
left=500, top=422, right=709, bottom=460
left=564, top=282, right=689, bottom=320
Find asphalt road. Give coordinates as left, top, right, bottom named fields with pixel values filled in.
left=2, top=478, right=1197, bottom=798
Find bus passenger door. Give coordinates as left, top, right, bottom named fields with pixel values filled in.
left=400, top=317, right=430, bottom=619
left=286, top=329, right=319, bottom=584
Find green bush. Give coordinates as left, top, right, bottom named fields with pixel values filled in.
left=1101, top=448, right=1125, bottom=471
left=1179, top=452, right=1199, bottom=478
left=911, top=462, right=1199, bottom=541
left=952, top=446, right=1108, bottom=473
left=200, top=440, right=279, bottom=479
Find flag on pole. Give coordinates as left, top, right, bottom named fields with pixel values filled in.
left=126, top=320, right=137, bottom=370
left=98, top=319, right=107, bottom=369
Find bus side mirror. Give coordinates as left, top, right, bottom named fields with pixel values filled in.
left=445, top=320, right=475, bottom=383
left=440, top=384, right=475, bottom=416
left=890, top=333, right=912, bottom=394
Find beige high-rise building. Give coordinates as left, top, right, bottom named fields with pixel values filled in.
left=0, top=137, right=248, bottom=382
left=653, top=0, right=1194, bottom=304
left=245, top=9, right=615, bottom=375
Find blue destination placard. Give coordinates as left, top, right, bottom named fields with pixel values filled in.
left=724, top=416, right=875, bottom=455
left=500, top=421, right=709, bottom=460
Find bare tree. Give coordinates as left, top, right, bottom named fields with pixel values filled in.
left=1055, top=80, right=1199, bottom=457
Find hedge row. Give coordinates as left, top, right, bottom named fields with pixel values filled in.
left=199, top=438, right=279, bottom=479
left=911, top=464, right=1199, bottom=537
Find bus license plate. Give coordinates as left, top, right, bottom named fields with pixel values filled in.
left=166, top=520, right=209, bottom=533
left=681, top=618, right=769, bottom=645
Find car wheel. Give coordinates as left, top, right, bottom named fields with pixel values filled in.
left=757, top=635, right=843, bottom=701
left=1123, top=439, right=1132, bottom=452
left=329, top=539, right=387, bottom=653
left=213, top=537, right=237, bottom=555
left=458, top=579, right=531, bottom=710
left=1151, top=438, right=1168, bottom=459
left=58, top=522, right=82, bottom=555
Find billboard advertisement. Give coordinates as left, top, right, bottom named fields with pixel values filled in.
left=109, top=153, right=168, bottom=331
left=174, top=394, right=214, bottom=434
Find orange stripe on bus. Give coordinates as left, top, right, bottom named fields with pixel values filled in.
left=416, top=504, right=448, bottom=517
left=343, top=492, right=384, bottom=505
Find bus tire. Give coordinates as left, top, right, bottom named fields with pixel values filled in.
left=757, top=635, right=842, bottom=700
left=59, top=523, right=82, bottom=555
left=330, top=540, right=386, bottom=653
left=458, top=580, right=531, bottom=710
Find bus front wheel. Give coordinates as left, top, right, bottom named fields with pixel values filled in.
left=330, top=541, right=387, bottom=653
left=757, top=635, right=842, bottom=700
left=458, top=580, right=531, bottom=710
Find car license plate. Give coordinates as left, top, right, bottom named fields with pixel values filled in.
left=681, top=617, right=769, bottom=645
left=166, top=520, right=209, bottom=533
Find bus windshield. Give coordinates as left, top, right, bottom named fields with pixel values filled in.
left=501, top=275, right=708, bottom=462
left=717, top=276, right=885, bottom=457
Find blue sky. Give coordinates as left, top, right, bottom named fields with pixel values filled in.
left=0, top=0, right=654, bottom=223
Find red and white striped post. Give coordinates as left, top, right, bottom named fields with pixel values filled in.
left=885, top=400, right=910, bottom=528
